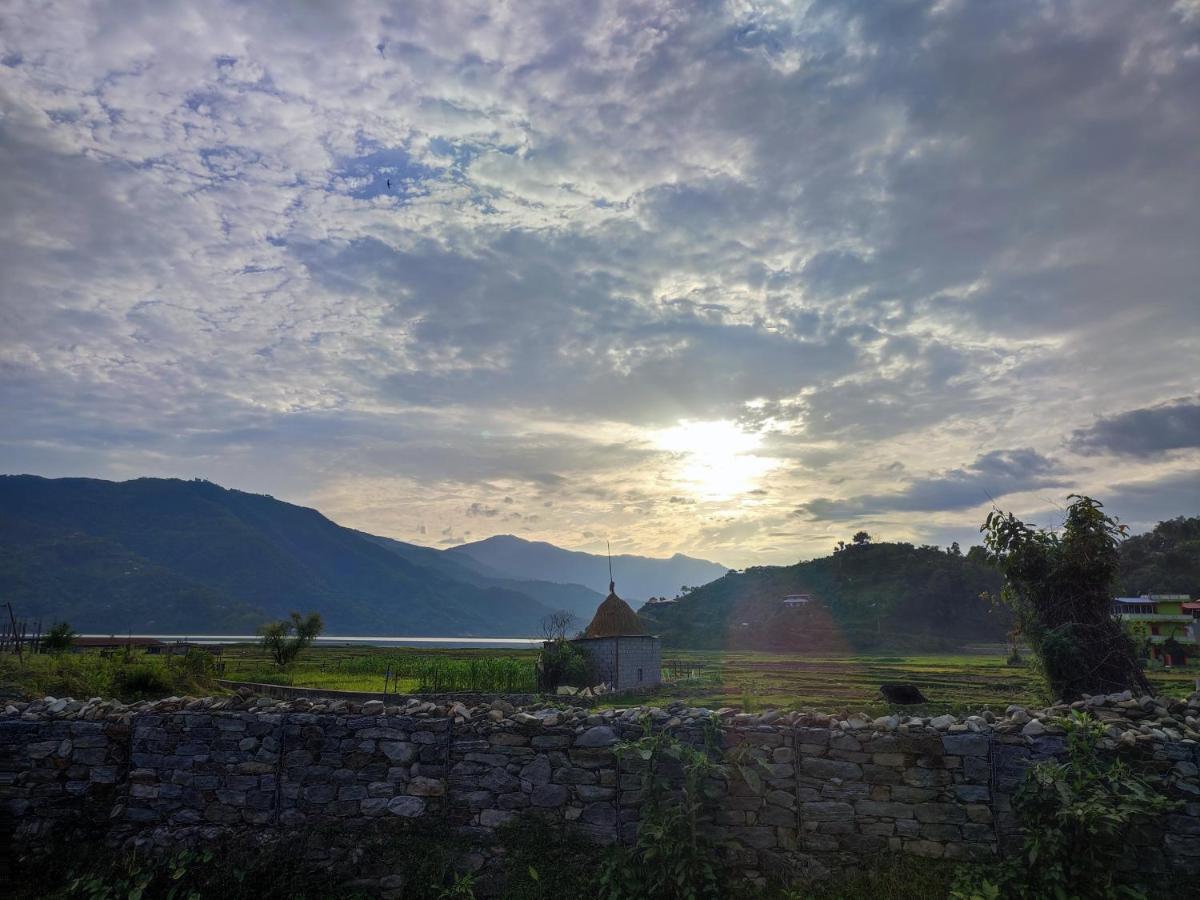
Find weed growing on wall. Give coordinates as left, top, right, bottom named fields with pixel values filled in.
left=952, top=712, right=1178, bottom=900
left=493, top=818, right=606, bottom=899
left=599, top=715, right=728, bottom=900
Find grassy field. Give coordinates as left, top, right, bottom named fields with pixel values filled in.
left=3, top=643, right=1195, bottom=712
left=219, top=644, right=541, bottom=694
left=217, top=643, right=1200, bottom=714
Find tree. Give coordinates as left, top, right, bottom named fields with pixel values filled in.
left=537, top=612, right=589, bottom=690
left=852, top=531, right=871, bottom=546
left=948, top=541, right=962, bottom=556
left=259, top=612, right=324, bottom=667
left=43, top=621, right=75, bottom=653
left=540, top=610, right=576, bottom=643
left=981, top=495, right=1149, bottom=700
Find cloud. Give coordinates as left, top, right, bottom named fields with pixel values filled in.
left=1070, top=397, right=1200, bottom=457
left=1104, top=470, right=1200, bottom=527
left=800, top=450, right=1062, bottom=520
left=0, top=1, right=1197, bottom=566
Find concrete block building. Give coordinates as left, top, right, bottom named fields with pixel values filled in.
left=572, top=582, right=661, bottom=692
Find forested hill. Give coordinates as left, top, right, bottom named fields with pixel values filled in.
left=639, top=541, right=1006, bottom=651
left=0, top=475, right=602, bottom=635
left=1117, top=516, right=1200, bottom=597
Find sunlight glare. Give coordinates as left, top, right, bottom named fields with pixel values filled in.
left=654, top=420, right=778, bottom=500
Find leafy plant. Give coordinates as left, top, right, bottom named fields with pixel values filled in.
left=435, top=872, right=476, bottom=899
left=493, top=817, right=604, bottom=899
left=537, top=638, right=590, bottom=691
left=739, top=677, right=761, bottom=713
left=982, top=495, right=1149, bottom=700
left=599, top=715, right=728, bottom=900
left=962, top=711, right=1178, bottom=899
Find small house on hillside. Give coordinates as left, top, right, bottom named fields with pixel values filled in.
left=571, top=581, right=661, bottom=692
left=782, top=594, right=812, bottom=608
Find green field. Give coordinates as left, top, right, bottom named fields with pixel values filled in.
left=219, top=644, right=541, bottom=695
left=3, top=643, right=1194, bottom=710
left=215, top=643, right=1199, bottom=714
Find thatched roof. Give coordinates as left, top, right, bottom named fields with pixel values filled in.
left=583, top=582, right=648, bottom=638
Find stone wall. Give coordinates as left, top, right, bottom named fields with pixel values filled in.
left=3, top=691, right=1199, bottom=894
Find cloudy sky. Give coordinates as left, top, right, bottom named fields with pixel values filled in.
left=1, top=1, right=1197, bottom=567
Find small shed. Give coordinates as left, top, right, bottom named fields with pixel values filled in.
left=571, top=582, right=661, bottom=692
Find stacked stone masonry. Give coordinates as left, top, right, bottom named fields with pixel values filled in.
left=3, top=691, right=1199, bottom=894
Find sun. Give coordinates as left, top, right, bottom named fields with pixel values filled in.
left=653, top=420, right=778, bottom=501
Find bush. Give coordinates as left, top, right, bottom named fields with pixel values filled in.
left=953, top=711, right=1177, bottom=900
left=42, top=621, right=76, bottom=653
left=0, top=648, right=217, bottom=701
left=537, top=639, right=589, bottom=691
left=115, top=663, right=173, bottom=698
left=494, top=818, right=605, bottom=899
left=599, top=716, right=728, bottom=900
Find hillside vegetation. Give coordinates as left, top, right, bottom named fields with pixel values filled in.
left=645, top=515, right=1200, bottom=652
left=641, top=539, right=1006, bottom=651
left=0, top=475, right=597, bottom=635
left=1117, top=516, right=1200, bottom=596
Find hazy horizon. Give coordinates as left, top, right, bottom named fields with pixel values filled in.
left=2, top=2, right=1198, bottom=569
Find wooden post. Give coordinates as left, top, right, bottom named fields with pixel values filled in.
left=4, top=602, right=22, bottom=661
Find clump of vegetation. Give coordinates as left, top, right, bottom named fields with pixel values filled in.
left=1117, top=514, right=1200, bottom=596
left=259, top=611, right=323, bottom=667
left=42, top=621, right=76, bottom=653
left=536, top=611, right=589, bottom=691
left=643, top=538, right=1005, bottom=652
left=494, top=818, right=606, bottom=899
left=13, top=822, right=475, bottom=900
left=599, top=716, right=728, bottom=900
left=982, top=495, right=1149, bottom=700
left=953, top=712, right=1177, bottom=900
left=0, top=646, right=216, bottom=701
left=403, top=655, right=538, bottom=693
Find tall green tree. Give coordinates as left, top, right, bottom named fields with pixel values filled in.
left=982, top=495, right=1149, bottom=700
left=259, top=611, right=323, bottom=667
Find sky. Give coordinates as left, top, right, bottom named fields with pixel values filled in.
left=1, top=1, right=1198, bottom=569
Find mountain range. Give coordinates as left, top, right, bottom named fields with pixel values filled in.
left=0, top=475, right=726, bottom=636
left=447, top=535, right=728, bottom=603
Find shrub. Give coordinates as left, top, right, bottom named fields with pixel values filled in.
left=115, top=663, right=173, bottom=698
left=42, top=621, right=76, bottom=653
left=494, top=818, right=604, bottom=900
left=954, top=711, right=1177, bottom=900
left=537, top=639, right=589, bottom=691
left=599, top=716, right=728, bottom=900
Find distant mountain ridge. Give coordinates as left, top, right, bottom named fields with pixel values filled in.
left=447, top=534, right=729, bottom=603
left=0, top=475, right=612, bottom=635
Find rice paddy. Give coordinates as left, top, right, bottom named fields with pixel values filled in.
left=217, top=643, right=1200, bottom=713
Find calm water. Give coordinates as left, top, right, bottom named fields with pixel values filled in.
left=79, top=634, right=542, bottom=649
